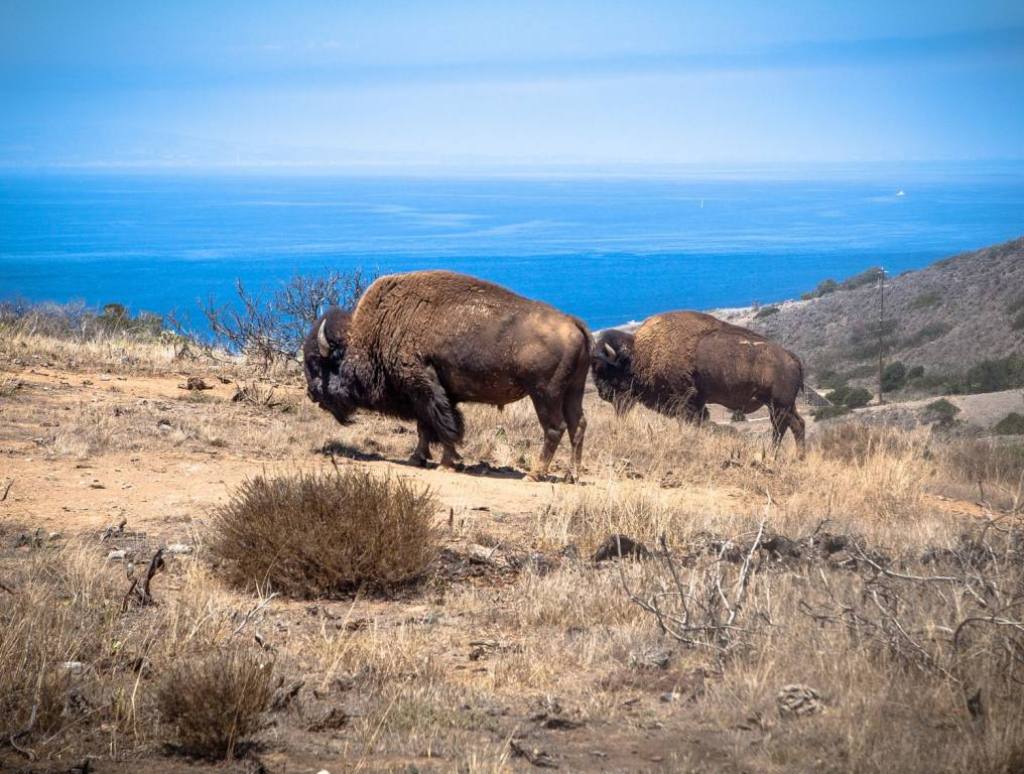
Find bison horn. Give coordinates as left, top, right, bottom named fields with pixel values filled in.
left=317, top=320, right=331, bottom=358
left=603, top=342, right=616, bottom=361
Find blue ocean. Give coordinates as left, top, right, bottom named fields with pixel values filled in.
left=2, top=166, right=1023, bottom=330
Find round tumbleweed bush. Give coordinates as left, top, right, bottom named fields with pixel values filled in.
left=156, top=648, right=274, bottom=759
left=211, top=467, right=438, bottom=597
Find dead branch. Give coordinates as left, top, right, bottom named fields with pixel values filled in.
left=851, top=540, right=990, bottom=608
left=619, top=521, right=768, bottom=655
left=122, top=548, right=165, bottom=611
left=1, top=478, right=12, bottom=503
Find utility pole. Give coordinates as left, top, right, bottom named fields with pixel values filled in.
left=877, top=267, right=885, bottom=405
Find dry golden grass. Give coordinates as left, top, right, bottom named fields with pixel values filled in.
left=3, top=330, right=1024, bottom=771
left=1, top=327, right=185, bottom=375
left=0, top=541, right=268, bottom=761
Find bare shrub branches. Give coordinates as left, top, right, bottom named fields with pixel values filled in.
left=619, top=521, right=768, bottom=656
left=797, top=520, right=1024, bottom=694
left=623, top=515, right=1024, bottom=715
left=201, top=269, right=374, bottom=370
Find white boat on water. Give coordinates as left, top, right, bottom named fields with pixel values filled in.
left=896, top=189, right=906, bottom=197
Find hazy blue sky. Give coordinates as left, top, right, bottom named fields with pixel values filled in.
left=3, top=1, right=1023, bottom=169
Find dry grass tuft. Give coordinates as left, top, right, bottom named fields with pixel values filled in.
left=155, top=648, right=274, bottom=759
left=0, top=544, right=125, bottom=746
left=211, top=467, right=439, bottom=597
left=815, top=421, right=929, bottom=464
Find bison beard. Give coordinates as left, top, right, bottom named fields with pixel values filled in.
left=303, top=270, right=591, bottom=481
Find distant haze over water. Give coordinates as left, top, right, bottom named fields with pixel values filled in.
left=2, top=165, right=1023, bottom=330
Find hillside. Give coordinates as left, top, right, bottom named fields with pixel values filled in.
left=736, top=237, right=1024, bottom=387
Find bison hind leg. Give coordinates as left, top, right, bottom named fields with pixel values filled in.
left=769, top=402, right=805, bottom=457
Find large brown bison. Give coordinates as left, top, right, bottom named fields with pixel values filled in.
left=591, top=311, right=805, bottom=451
left=303, top=270, right=591, bottom=481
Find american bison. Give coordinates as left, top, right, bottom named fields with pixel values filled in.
left=591, top=311, right=805, bottom=452
left=303, top=270, right=591, bottom=481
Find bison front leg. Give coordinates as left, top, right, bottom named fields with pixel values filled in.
left=409, top=420, right=435, bottom=467
left=410, top=364, right=465, bottom=471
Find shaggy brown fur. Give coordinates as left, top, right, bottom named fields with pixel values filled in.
left=592, top=311, right=805, bottom=451
left=303, top=270, right=591, bottom=480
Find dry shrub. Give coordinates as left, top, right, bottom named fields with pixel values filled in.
left=211, top=467, right=438, bottom=597
left=231, top=380, right=285, bottom=410
left=156, top=648, right=274, bottom=759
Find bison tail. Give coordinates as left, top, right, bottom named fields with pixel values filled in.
left=571, top=315, right=594, bottom=351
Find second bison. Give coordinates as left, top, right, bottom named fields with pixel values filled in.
left=303, top=270, right=591, bottom=481
left=592, top=311, right=805, bottom=451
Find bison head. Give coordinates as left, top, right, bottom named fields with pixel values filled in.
left=591, top=330, right=636, bottom=414
left=302, top=307, right=357, bottom=423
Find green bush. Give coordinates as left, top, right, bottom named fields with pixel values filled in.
left=813, top=278, right=839, bottom=297
left=843, top=387, right=873, bottom=409
left=754, top=305, right=779, bottom=319
left=902, top=321, right=952, bottom=348
left=993, top=412, right=1024, bottom=435
left=813, top=404, right=851, bottom=422
left=923, top=398, right=960, bottom=427
left=907, top=365, right=925, bottom=380
left=911, top=291, right=942, bottom=310
left=824, top=384, right=873, bottom=410
left=827, top=384, right=853, bottom=405
left=955, top=356, right=1024, bottom=394
left=881, top=361, right=907, bottom=392
left=839, top=266, right=885, bottom=291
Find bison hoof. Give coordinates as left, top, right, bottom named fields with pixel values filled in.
left=440, top=454, right=464, bottom=472
left=409, top=452, right=431, bottom=467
